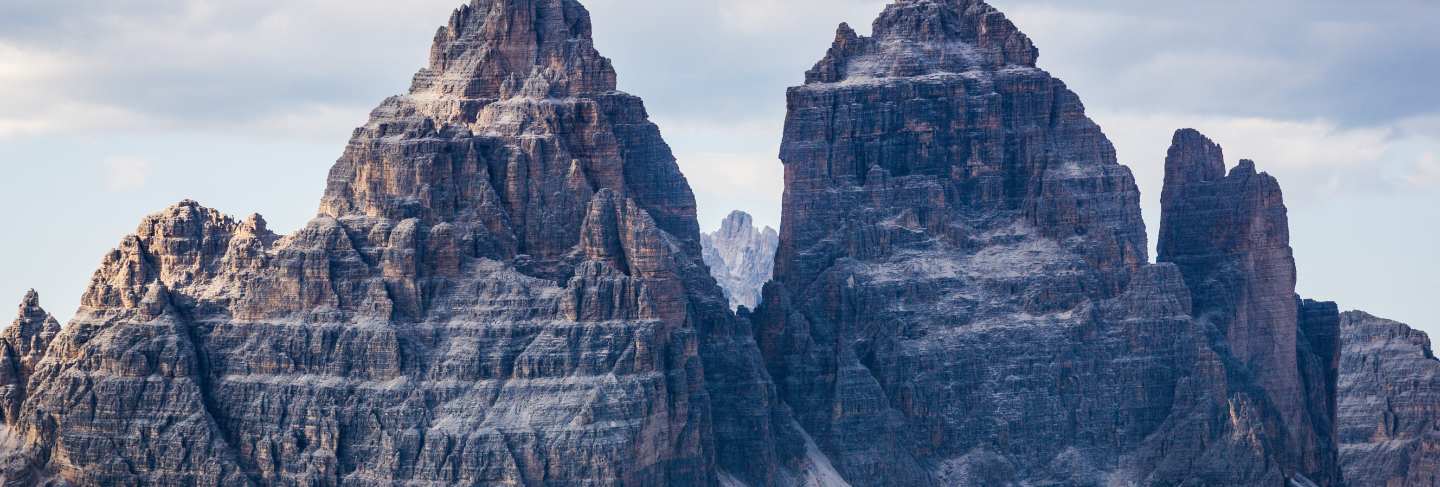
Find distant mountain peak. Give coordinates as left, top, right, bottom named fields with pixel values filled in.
left=703, top=211, right=777, bottom=310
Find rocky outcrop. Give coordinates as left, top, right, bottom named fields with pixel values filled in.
left=0, top=1, right=801, bottom=485
left=754, top=0, right=1339, bottom=485
left=701, top=211, right=778, bottom=310
left=0, top=291, right=60, bottom=426
left=1158, top=129, right=1343, bottom=485
left=1339, top=311, right=1440, bottom=486
left=0, top=0, right=1368, bottom=486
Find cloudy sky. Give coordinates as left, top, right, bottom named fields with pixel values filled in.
left=0, top=0, right=1436, bottom=334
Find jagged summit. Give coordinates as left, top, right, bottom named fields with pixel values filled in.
left=1, top=290, right=60, bottom=425
left=717, top=211, right=773, bottom=240
left=806, top=0, right=1037, bottom=84
left=8, top=290, right=58, bottom=341
left=318, top=0, right=700, bottom=278
left=0, top=1, right=800, bottom=485
left=17, top=290, right=40, bottom=315
left=412, top=0, right=616, bottom=101
left=1158, top=128, right=1342, bottom=484
left=701, top=211, right=777, bottom=310
left=1163, top=129, right=1226, bottom=188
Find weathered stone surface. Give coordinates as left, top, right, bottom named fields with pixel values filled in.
left=1158, top=129, right=1343, bottom=485
left=0, top=1, right=800, bottom=485
left=0, top=0, right=1370, bottom=485
left=1339, top=311, right=1440, bottom=486
left=755, top=1, right=1339, bottom=485
left=0, top=291, right=60, bottom=427
left=701, top=211, right=778, bottom=310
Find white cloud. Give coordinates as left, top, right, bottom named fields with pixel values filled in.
left=1410, top=152, right=1440, bottom=187
left=1095, top=110, right=1397, bottom=175
left=0, top=101, right=146, bottom=138
left=715, top=0, right=884, bottom=35
left=237, top=102, right=372, bottom=142
left=0, top=42, right=72, bottom=83
left=101, top=157, right=153, bottom=192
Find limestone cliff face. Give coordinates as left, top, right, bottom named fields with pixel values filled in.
left=1158, top=129, right=1343, bottom=485
left=755, top=0, right=1339, bottom=485
left=1338, top=311, right=1440, bottom=486
left=0, top=1, right=1369, bottom=486
left=0, top=1, right=799, bottom=485
left=0, top=291, right=60, bottom=427
left=701, top=212, right=778, bottom=310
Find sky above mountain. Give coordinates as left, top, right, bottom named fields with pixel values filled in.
left=0, top=0, right=1436, bottom=333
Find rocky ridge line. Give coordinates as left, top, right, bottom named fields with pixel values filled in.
left=701, top=211, right=778, bottom=311
left=1338, top=311, right=1440, bottom=486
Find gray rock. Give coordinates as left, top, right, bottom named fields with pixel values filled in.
left=0, top=291, right=60, bottom=427
left=755, top=1, right=1338, bottom=485
left=701, top=211, right=778, bottom=311
left=0, top=1, right=1374, bottom=486
left=1159, top=129, right=1343, bottom=485
left=1338, top=311, right=1440, bottom=486
left=0, top=1, right=799, bottom=485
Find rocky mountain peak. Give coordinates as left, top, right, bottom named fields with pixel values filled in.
left=1, top=290, right=61, bottom=425
left=1163, top=128, right=1226, bottom=191
left=318, top=0, right=700, bottom=278
left=1158, top=128, right=1342, bottom=484
left=717, top=211, right=761, bottom=240
left=806, top=0, right=1037, bottom=84
left=702, top=211, right=777, bottom=310
left=8, top=290, right=58, bottom=344
left=17, top=290, right=41, bottom=318
left=411, top=0, right=615, bottom=104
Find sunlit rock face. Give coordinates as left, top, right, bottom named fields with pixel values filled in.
left=0, top=1, right=801, bottom=485
left=702, top=211, right=778, bottom=311
left=0, top=1, right=1365, bottom=486
left=755, top=1, right=1340, bottom=485
left=1158, top=129, right=1345, bottom=486
left=1338, top=311, right=1440, bottom=486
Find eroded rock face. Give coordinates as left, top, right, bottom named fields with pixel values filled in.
left=755, top=0, right=1339, bottom=485
left=1339, top=311, right=1440, bottom=486
left=0, top=291, right=60, bottom=427
left=0, top=1, right=799, bottom=485
left=701, top=211, right=778, bottom=310
left=1158, top=129, right=1343, bottom=485
left=0, top=1, right=1364, bottom=486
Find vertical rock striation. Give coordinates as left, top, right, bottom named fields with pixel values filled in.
left=755, top=0, right=1337, bottom=485
left=0, top=1, right=800, bottom=486
left=0, top=0, right=1370, bottom=485
left=1158, top=129, right=1343, bottom=485
left=1338, top=311, right=1440, bottom=486
left=0, top=291, right=60, bottom=427
left=701, top=211, right=778, bottom=310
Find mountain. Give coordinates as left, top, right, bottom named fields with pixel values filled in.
left=0, top=1, right=800, bottom=485
left=0, top=291, right=59, bottom=428
left=1338, top=311, right=1440, bottom=486
left=1158, top=129, right=1343, bottom=484
left=701, top=211, right=778, bottom=310
left=2, top=0, right=1423, bottom=485
left=754, top=0, right=1339, bottom=484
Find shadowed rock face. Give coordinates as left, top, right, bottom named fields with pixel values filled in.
left=1339, top=311, right=1440, bottom=486
left=0, top=0, right=1365, bottom=486
left=755, top=0, right=1339, bottom=485
left=1158, top=129, right=1343, bottom=485
left=701, top=212, right=778, bottom=310
left=0, top=1, right=801, bottom=485
left=0, top=291, right=60, bottom=427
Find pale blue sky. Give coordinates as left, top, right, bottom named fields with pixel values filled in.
left=1, top=0, right=1436, bottom=334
